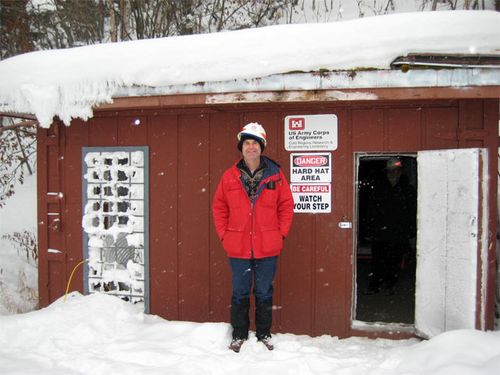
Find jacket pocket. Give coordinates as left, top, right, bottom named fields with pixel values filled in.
left=226, top=185, right=247, bottom=229
left=261, top=229, right=283, bottom=254
left=224, top=179, right=243, bottom=208
left=222, top=230, right=245, bottom=257
left=257, top=205, right=280, bottom=231
left=259, top=185, right=278, bottom=208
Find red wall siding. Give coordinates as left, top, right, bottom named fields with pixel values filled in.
left=209, top=112, right=241, bottom=322
left=177, top=114, right=211, bottom=321
left=149, top=114, right=180, bottom=318
left=351, top=108, right=385, bottom=151
left=387, top=108, right=421, bottom=151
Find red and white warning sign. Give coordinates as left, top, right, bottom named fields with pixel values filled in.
left=291, top=184, right=331, bottom=213
left=290, top=153, right=331, bottom=183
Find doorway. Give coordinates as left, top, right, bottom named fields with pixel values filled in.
left=354, top=154, right=417, bottom=324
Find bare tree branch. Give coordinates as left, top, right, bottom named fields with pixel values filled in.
left=0, top=120, right=38, bottom=134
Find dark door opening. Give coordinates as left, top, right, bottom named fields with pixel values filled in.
left=355, top=154, right=417, bottom=324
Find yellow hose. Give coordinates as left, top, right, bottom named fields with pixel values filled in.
left=63, top=259, right=88, bottom=302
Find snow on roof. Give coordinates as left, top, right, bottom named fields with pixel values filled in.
left=0, top=10, right=499, bottom=128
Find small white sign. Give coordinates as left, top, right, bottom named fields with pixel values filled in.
left=285, top=114, right=338, bottom=151
left=338, top=222, right=352, bottom=229
left=290, top=153, right=331, bottom=183
left=291, top=184, right=331, bottom=213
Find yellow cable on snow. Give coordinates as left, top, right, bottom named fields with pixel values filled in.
left=63, top=259, right=88, bottom=302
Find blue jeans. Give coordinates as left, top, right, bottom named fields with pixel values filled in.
left=229, top=256, right=277, bottom=340
left=229, top=256, right=277, bottom=304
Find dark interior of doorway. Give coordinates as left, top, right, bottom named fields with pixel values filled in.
left=355, top=155, right=417, bottom=325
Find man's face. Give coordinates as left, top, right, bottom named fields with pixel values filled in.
left=386, top=168, right=402, bottom=186
left=242, top=139, right=261, bottom=162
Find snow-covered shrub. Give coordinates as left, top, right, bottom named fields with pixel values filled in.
left=2, top=230, right=38, bottom=264
left=0, top=119, right=36, bottom=208
left=0, top=269, right=38, bottom=314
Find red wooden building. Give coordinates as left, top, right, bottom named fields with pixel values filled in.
left=35, top=65, right=499, bottom=339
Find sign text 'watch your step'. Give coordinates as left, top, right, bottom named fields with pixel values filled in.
left=291, top=184, right=331, bottom=213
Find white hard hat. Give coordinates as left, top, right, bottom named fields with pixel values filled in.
left=237, top=122, right=267, bottom=151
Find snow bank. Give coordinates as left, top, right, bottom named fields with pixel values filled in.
left=392, top=330, right=500, bottom=374
left=0, top=11, right=499, bottom=127
left=0, top=292, right=499, bottom=374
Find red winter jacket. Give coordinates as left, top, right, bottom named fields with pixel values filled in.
left=212, top=157, right=294, bottom=259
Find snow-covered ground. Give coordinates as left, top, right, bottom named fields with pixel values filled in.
left=0, top=292, right=498, bottom=375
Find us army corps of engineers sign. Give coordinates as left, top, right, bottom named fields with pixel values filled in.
left=284, top=114, right=338, bottom=151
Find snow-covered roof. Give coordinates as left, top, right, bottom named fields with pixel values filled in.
left=0, top=10, right=499, bottom=128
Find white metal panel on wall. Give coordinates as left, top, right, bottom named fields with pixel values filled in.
left=415, top=148, right=488, bottom=338
left=82, top=146, right=150, bottom=312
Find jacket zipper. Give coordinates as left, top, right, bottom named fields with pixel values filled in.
left=250, top=201, right=255, bottom=259
left=250, top=178, right=268, bottom=259
left=249, top=177, right=278, bottom=258
left=239, top=166, right=276, bottom=259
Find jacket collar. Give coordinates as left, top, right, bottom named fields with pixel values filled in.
left=233, top=156, right=280, bottom=179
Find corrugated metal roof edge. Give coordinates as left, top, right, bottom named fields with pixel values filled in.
left=391, top=53, right=500, bottom=70
left=112, top=68, right=500, bottom=99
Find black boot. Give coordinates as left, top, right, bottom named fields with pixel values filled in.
left=229, top=338, right=245, bottom=353
left=231, top=297, right=250, bottom=340
left=255, top=297, right=273, bottom=341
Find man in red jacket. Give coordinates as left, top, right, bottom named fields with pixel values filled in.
left=212, top=122, right=294, bottom=352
